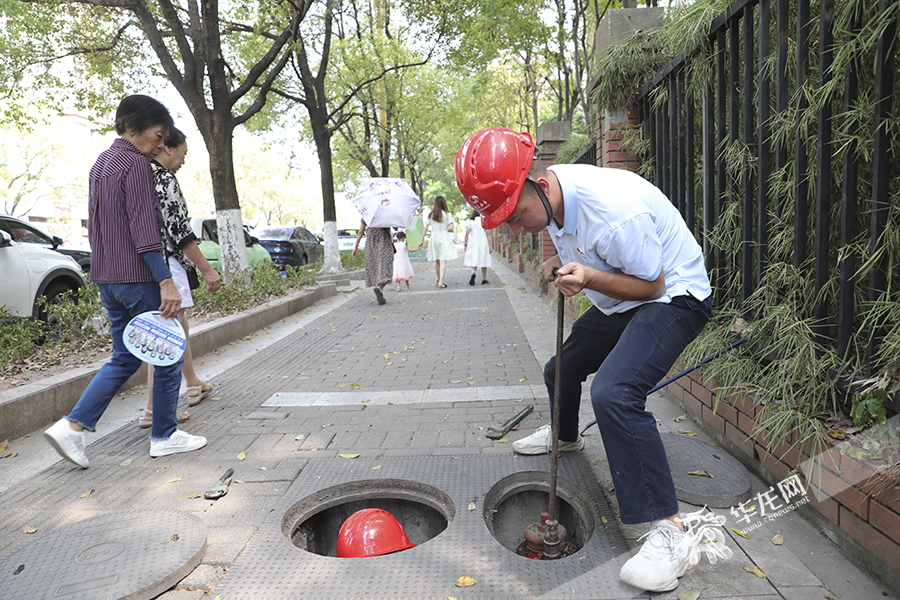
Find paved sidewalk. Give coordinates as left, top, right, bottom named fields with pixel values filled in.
left=0, top=253, right=896, bottom=599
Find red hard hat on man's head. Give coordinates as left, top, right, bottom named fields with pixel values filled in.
left=455, top=128, right=535, bottom=230
left=336, top=508, right=416, bottom=558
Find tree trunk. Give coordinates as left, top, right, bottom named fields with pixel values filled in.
left=310, top=104, right=343, bottom=274
left=198, top=110, right=249, bottom=278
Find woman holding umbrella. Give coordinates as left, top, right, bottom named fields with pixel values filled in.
left=352, top=220, right=393, bottom=305
left=350, top=178, right=422, bottom=304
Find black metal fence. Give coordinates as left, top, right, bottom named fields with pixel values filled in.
left=571, top=141, right=598, bottom=166
left=637, top=0, right=897, bottom=373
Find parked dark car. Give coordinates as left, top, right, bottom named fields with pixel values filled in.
left=254, top=226, right=324, bottom=268
left=0, top=214, right=91, bottom=272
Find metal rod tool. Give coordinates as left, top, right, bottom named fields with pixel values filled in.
left=203, top=468, right=235, bottom=500
left=486, top=405, right=534, bottom=439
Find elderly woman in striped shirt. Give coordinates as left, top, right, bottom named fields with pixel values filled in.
left=44, top=95, right=208, bottom=468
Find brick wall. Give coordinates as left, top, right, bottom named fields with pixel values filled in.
left=600, top=108, right=640, bottom=171
left=668, top=371, right=900, bottom=576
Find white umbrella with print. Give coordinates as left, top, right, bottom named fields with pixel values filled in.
left=350, top=178, right=421, bottom=228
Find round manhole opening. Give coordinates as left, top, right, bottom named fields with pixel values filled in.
left=282, top=479, right=455, bottom=557
left=483, top=471, right=595, bottom=559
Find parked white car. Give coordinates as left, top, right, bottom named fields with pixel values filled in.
left=0, top=229, right=84, bottom=322
left=337, top=228, right=364, bottom=252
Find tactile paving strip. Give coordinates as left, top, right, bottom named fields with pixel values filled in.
left=216, top=453, right=641, bottom=599
left=0, top=508, right=206, bottom=600
left=662, top=432, right=753, bottom=508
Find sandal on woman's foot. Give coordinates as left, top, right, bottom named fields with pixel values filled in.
left=138, top=408, right=152, bottom=429
left=438, top=283, right=447, bottom=288
left=187, top=382, right=213, bottom=406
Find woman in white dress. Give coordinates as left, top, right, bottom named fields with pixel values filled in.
left=425, top=196, right=457, bottom=288
left=463, top=210, right=492, bottom=285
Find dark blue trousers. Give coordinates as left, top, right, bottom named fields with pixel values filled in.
left=543, top=294, right=711, bottom=524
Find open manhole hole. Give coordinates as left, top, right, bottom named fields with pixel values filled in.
left=483, top=471, right=594, bottom=559
left=281, top=479, right=455, bottom=557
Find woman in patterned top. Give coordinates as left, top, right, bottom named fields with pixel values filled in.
left=140, top=127, right=222, bottom=429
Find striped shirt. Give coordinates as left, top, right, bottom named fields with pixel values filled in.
left=88, top=138, right=168, bottom=284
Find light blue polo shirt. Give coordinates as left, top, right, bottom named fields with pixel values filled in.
left=547, top=164, right=711, bottom=316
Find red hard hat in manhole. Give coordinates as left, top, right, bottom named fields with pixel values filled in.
left=336, top=508, right=417, bottom=558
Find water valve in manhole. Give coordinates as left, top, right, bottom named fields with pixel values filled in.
left=482, top=471, right=595, bottom=559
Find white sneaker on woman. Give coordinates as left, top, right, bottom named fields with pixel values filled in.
left=149, top=430, right=207, bottom=458
left=44, top=418, right=89, bottom=468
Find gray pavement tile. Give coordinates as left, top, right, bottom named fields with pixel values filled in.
left=383, top=448, right=434, bottom=457
left=177, top=564, right=226, bottom=592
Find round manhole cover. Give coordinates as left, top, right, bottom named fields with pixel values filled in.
left=662, top=432, right=752, bottom=508
left=0, top=508, right=206, bottom=600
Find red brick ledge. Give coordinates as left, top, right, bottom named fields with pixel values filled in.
left=666, top=370, right=900, bottom=592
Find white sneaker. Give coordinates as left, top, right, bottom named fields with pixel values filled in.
left=149, top=430, right=207, bottom=458
left=619, top=519, right=689, bottom=592
left=44, top=418, right=89, bottom=468
left=512, top=424, right=585, bottom=455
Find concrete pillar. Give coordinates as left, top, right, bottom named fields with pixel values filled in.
left=588, top=7, right=665, bottom=170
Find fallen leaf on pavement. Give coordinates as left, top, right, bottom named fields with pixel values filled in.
left=339, top=454, right=360, bottom=459
left=22, top=526, right=37, bottom=534
left=688, top=470, right=713, bottom=478
left=678, top=430, right=698, bottom=436
left=677, top=591, right=700, bottom=600
left=237, top=452, right=246, bottom=461
left=456, top=576, right=477, bottom=587
left=186, top=492, right=202, bottom=499
left=79, top=489, right=94, bottom=498
left=371, top=465, right=381, bottom=470
left=730, top=528, right=750, bottom=539
left=497, top=438, right=510, bottom=443
left=824, top=595, right=840, bottom=600
left=468, top=502, right=476, bottom=511
left=294, top=434, right=305, bottom=441
left=673, top=414, right=687, bottom=422
left=120, top=458, right=134, bottom=466
left=742, top=565, right=766, bottom=578
left=167, top=478, right=182, bottom=483
left=771, top=533, right=784, bottom=545
left=322, top=424, right=333, bottom=428
left=0, top=440, right=7, bottom=452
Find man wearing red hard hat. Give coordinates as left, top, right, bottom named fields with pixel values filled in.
left=456, top=128, right=714, bottom=592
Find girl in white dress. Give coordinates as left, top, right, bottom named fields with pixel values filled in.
left=425, top=196, right=457, bottom=288
left=463, top=210, right=492, bottom=285
left=392, top=231, right=421, bottom=291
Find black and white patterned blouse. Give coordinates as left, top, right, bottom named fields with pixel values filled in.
left=151, top=160, right=197, bottom=272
